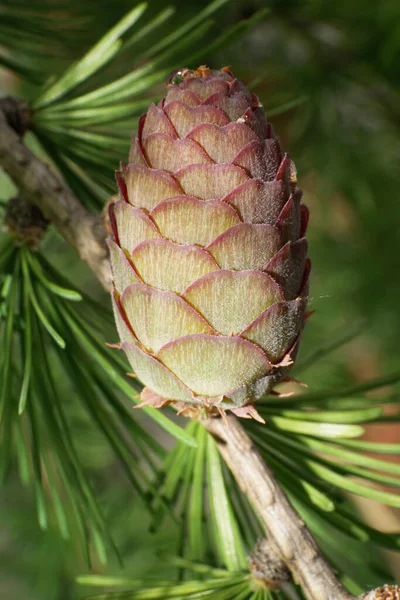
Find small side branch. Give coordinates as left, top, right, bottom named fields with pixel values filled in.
left=0, top=100, right=112, bottom=291
left=204, top=415, right=354, bottom=600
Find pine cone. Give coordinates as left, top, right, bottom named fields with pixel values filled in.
left=109, top=66, right=310, bottom=419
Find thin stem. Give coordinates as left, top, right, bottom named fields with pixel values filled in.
left=203, top=415, right=354, bottom=600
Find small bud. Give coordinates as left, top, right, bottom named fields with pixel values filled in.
left=0, top=96, right=31, bottom=136
left=4, top=195, right=48, bottom=248
left=248, top=538, right=290, bottom=589
left=360, top=585, right=400, bottom=600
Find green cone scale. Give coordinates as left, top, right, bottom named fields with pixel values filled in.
left=109, top=66, right=310, bottom=419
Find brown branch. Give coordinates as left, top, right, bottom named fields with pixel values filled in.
left=0, top=96, right=385, bottom=600
left=0, top=98, right=112, bottom=291
left=204, top=415, right=354, bottom=600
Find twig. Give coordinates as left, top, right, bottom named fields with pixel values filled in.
left=0, top=98, right=112, bottom=291
left=204, top=415, right=354, bottom=600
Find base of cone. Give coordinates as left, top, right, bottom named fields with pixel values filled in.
left=136, top=386, right=266, bottom=422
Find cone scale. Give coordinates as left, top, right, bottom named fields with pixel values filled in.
left=109, top=66, right=310, bottom=419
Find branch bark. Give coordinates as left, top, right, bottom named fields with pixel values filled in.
left=0, top=96, right=370, bottom=600
left=0, top=99, right=112, bottom=291
left=204, top=415, right=354, bottom=600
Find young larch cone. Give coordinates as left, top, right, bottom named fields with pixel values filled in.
left=109, top=66, right=310, bottom=420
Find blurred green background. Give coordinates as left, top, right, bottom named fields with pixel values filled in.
left=1, top=0, right=399, bottom=597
